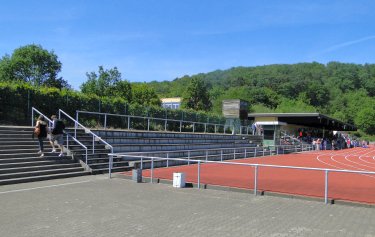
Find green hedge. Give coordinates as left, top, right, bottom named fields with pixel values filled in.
left=0, top=82, right=226, bottom=127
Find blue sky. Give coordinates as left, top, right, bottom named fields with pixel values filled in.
left=1, top=0, right=375, bottom=89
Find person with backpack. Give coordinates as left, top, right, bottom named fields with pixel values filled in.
left=49, top=115, right=65, bottom=157
left=35, top=115, right=48, bottom=157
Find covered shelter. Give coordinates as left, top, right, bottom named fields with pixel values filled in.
left=248, top=113, right=356, bottom=146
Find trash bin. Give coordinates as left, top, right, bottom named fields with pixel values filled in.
left=132, top=169, right=142, bottom=183
left=173, top=173, right=185, bottom=188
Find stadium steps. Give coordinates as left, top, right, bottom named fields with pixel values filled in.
left=66, top=128, right=264, bottom=172
left=0, top=126, right=90, bottom=185
left=64, top=129, right=131, bottom=174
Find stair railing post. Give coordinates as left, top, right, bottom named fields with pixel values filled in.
left=75, top=111, right=79, bottom=137
left=66, top=134, right=69, bottom=150
left=104, top=113, right=107, bottom=130
left=109, top=154, right=113, bottom=178
left=166, top=153, right=169, bottom=167
left=92, top=136, right=95, bottom=154
left=254, top=165, right=258, bottom=195
left=127, top=116, right=130, bottom=130
left=31, top=108, right=34, bottom=126
left=150, top=157, right=154, bottom=183
left=197, top=160, right=201, bottom=189
left=85, top=148, right=88, bottom=165
left=325, top=170, right=329, bottom=204
left=147, top=118, right=150, bottom=131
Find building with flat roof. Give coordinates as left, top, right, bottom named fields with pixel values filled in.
left=161, top=97, right=182, bottom=109
left=248, top=113, right=356, bottom=146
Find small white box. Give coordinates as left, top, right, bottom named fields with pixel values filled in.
left=173, top=173, right=186, bottom=188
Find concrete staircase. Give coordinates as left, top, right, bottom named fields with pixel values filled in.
left=96, top=130, right=263, bottom=153
left=64, top=129, right=132, bottom=174
left=0, top=126, right=90, bottom=185
left=78, top=129, right=264, bottom=172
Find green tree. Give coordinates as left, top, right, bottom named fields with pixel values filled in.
left=132, top=83, right=161, bottom=106
left=80, top=66, right=132, bottom=101
left=0, top=44, right=68, bottom=89
left=182, top=76, right=212, bottom=111
left=355, top=106, right=375, bottom=135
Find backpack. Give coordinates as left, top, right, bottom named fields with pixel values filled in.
left=52, top=120, right=65, bottom=135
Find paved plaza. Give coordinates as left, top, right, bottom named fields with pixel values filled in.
left=0, top=175, right=374, bottom=237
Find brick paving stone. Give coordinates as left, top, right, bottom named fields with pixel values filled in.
left=0, top=175, right=374, bottom=237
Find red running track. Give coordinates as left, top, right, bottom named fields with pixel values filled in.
left=120, top=147, right=375, bottom=204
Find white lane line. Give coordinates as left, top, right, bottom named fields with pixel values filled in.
left=358, top=149, right=375, bottom=166
left=0, top=180, right=92, bottom=195
left=341, top=151, right=375, bottom=170
left=331, top=149, right=369, bottom=170
left=316, top=149, right=375, bottom=179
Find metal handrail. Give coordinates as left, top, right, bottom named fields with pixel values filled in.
left=121, top=144, right=311, bottom=169
left=116, top=144, right=312, bottom=156
left=109, top=151, right=375, bottom=204
left=64, top=132, right=88, bottom=164
left=59, top=109, right=114, bottom=155
left=32, top=107, right=88, bottom=163
left=75, top=110, right=242, bottom=135
left=31, top=107, right=53, bottom=127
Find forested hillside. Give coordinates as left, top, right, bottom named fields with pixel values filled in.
left=149, top=62, right=375, bottom=137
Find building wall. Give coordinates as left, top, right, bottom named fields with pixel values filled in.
left=161, top=97, right=182, bottom=110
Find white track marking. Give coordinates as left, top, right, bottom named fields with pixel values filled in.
left=316, top=148, right=375, bottom=179
left=356, top=149, right=375, bottom=166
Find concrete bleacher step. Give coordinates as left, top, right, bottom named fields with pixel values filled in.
left=0, top=171, right=91, bottom=185
left=112, top=142, right=256, bottom=153
left=65, top=127, right=262, bottom=172
left=0, top=167, right=86, bottom=180
left=0, top=163, right=82, bottom=174
left=0, top=125, right=90, bottom=185
left=101, top=136, right=250, bottom=144
left=0, top=148, right=42, bottom=154
left=0, top=145, right=56, bottom=150
left=0, top=159, right=74, bottom=169
left=0, top=152, right=65, bottom=159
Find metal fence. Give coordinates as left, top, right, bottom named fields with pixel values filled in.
left=109, top=145, right=375, bottom=204
left=76, top=110, right=253, bottom=135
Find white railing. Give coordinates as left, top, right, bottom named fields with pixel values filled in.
left=75, top=110, right=251, bottom=135
left=31, top=107, right=88, bottom=163
left=31, top=107, right=53, bottom=128
left=109, top=151, right=375, bottom=204
left=114, top=144, right=312, bottom=169
left=64, top=132, right=88, bottom=164
left=108, top=144, right=312, bottom=177
left=58, top=109, right=114, bottom=159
